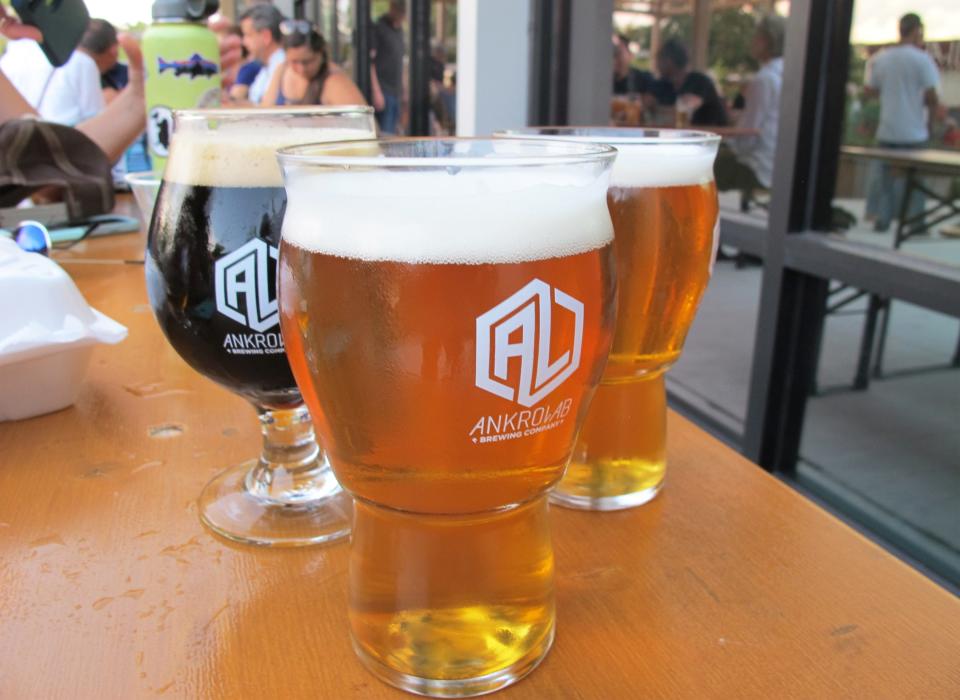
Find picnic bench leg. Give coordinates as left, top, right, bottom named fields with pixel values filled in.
left=809, top=296, right=829, bottom=396
left=953, top=327, right=960, bottom=368
left=893, top=168, right=915, bottom=249
left=872, top=298, right=892, bottom=379
left=854, top=294, right=883, bottom=390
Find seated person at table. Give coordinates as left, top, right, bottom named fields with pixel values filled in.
left=715, top=14, right=785, bottom=194
left=261, top=22, right=366, bottom=107
left=613, top=34, right=654, bottom=96
left=75, top=19, right=126, bottom=106
left=230, top=59, right=262, bottom=102
left=653, top=39, right=728, bottom=127
left=239, top=4, right=286, bottom=105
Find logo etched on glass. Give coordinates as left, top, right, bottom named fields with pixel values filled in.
left=476, top=279, right=584, bottom=408
left=215, top=238, right=279, bottom=332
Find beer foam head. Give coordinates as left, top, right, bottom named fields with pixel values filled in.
left=497, top=129, right=719, bottom=189
left=610, top=140, right=717, bottom=188
left=164, top=127, right=374, bottom=187
left=281, top=142, right=615, bottom=264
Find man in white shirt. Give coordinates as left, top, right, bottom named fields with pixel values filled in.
left=0, top=38, right=104, bottom=126
left=239, top=4, right=285, bottom=105
left=863, top=13, right=940, bottom=232
left=714, top=15, right=785, bottom=198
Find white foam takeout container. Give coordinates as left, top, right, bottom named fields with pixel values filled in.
left=0, top=238, right=128, bottom=421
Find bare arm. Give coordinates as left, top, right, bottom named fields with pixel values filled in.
left=79, top=33, right=240, bottom=161
left=321, top=71, right=368, bottom=107
left=0, top=6, right=41, bottom=125
left=74, top=35, right=145, bottom=163
left=370, top=63, right=385, bottom=112
left=0, top=23, right=140, bottom=160
left=228, top=83, right=250, bottom=102
left=0, top=71, right=38, bottom=125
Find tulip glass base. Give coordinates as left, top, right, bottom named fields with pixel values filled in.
left=198, top=404, right=352, bottom=547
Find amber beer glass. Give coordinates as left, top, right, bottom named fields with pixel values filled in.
left=499, top=128, right=720, bottom=510
left=146, top=107, right=376, bottom=546
left=277, top=139, right=617, bottom=695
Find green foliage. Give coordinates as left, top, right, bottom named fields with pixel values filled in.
left=660, top=8, right=757, bottom=72
left=709, top=9, right=757, bottom=71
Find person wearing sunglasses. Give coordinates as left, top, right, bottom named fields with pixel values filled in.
left=261, top=20, right=366, bottom=108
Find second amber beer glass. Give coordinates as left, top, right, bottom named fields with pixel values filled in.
left=277, top=139, right=617, bottom=695
left=500, top=128, right=720, bottom=510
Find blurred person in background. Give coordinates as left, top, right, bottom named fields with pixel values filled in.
left=372, top=0, right=406, bottom=134
left=429, top=40, right=454, bottom=134
left=261, top=21, right=366, bottom=107
left=611, top=33, right=656, bottom=125
left=239, top=4, right=285, bottom=104
left=863, top=13, right=940, bottom=232
left=0, top=17, right=105, bottom=125
left=613, top=33, right=654, bottom=96
left=715, top=14, right=786, bottom=194
left=654, top=38, right=728, bottom=127
left=1, top=6, right=241, bottom=185
left=230, top=55, right=263, bottom=102
left=80, top=19, right=126, bottom=105
left=210, top=17, right=261, bottom=102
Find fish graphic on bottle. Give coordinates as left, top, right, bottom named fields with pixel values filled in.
left=142, top=0, right=221, bottom=173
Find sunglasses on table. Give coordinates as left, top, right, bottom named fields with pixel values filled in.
left=7, top=217, right=131, bottom=256
left=11, top=220, right=52, bottom=255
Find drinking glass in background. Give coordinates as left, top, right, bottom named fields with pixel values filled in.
left=277, top=138, right=617, bottom=695
left=498, top=128, right=720, bottom=510
left=124, top=171, right=161, bottom=230
left=145, top=107, right=376, bottom=546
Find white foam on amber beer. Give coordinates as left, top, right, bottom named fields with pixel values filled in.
left=165, top=128, right=372, bottom=187
left=498, top=132, right=716, bottom=189
left=282, top=167, right=614, bottom=264
left=609, top=142, right=717, bottom=189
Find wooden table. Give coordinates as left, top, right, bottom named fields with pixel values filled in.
left=2, top=228, right=959, bottom=698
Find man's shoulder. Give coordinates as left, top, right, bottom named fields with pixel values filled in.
left=876, top=44, right=928, bottom=64
left=755, top=61, right=783, bottom=88
left=61, top=50, right=101, bottom=84
left=682, top=71, right=716, bottom=94
left=627, top=67, right=654, bottom=91
left=269, top=49, right=286, bottom=68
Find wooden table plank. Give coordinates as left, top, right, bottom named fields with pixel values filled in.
left=1, top=230, right=959, bottom=698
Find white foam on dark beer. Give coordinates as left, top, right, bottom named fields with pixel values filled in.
left=282, top=167, right=614, bottom=264
left=165, top=128, right=371, bottom=187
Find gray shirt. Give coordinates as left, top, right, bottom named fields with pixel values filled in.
left=372, top=15, right=404, bottom=97
left=867, top=44, right=939, bottom=144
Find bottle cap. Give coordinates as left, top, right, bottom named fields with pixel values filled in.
left=152, top=0, right=220, bottom=21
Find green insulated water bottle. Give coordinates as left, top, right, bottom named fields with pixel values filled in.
left=142, top=0, right=221, bottom=173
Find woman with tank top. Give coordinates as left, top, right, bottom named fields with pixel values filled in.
left=262, top=21, right=367, bottom=107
